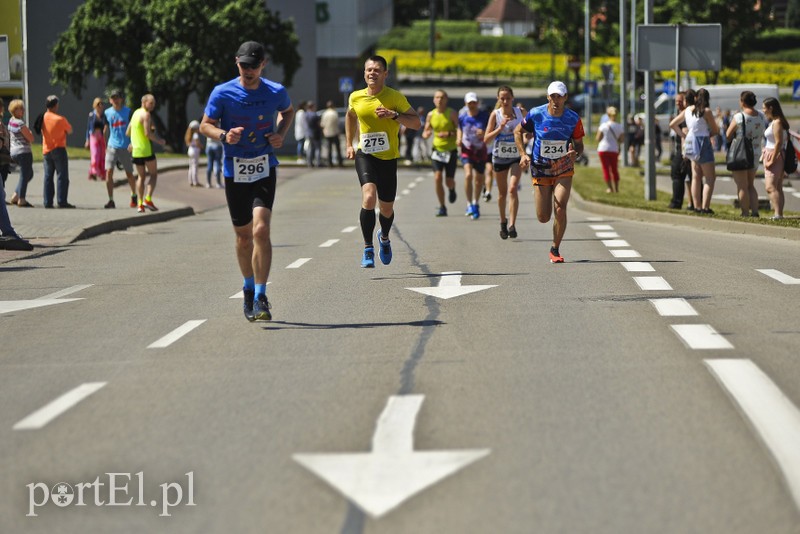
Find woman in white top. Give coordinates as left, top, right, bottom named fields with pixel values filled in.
left=725, top=91, right=768, bottom=217
left=761, top=97, right=790, bottom=219
left=294, top=101, right=308, bottom=163
left=484, top=85, right=524, bottom=239
left=595, top=106, right=625, bottom=193
left=669, top=88, right=719, bottom=214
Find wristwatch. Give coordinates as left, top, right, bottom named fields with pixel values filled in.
left=219, top=130, right=227, bottom=143
left=392, top=111, right=399, bottom=120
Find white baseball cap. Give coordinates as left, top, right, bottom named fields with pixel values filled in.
left=464, top=92, right=479, bottom=104
left=547, top=81, right=568, bottom=97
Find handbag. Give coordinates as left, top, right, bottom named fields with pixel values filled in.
left=683, top=132, right=701, bottom=161
left=0, top=146, right=13, bottom=166
left=726, top=113, right=754, bottom=171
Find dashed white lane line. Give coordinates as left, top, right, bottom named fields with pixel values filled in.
left=649, top=298, right=698, bottom=316
left=706, top=359, right=800, bottom=511
left=38, top=284, right=94, bottom=300
left=589, top=224, right=614, bottom=230
left=586, top=217, right=605, bottom=222
left=408, top=182, right=417, bottom=189
left=286, top=258, right=312, bottom=269
left=602, top=239, right=631, bottom=248
left=610, top=249, right=641, bottom=258
left=633, top=276, right=673, bottom=290
left=148, top=320, right=206, bottom=349
left=793, top=192, right=800, bottom=199
left=670, top=324, right=734, bottom=349
left=415, top=176, right=425, bottom=182
left=595, top=232, right=620, bottom=238
left=13, top=382, right=107, bottom=430
left=784, top=186, right=796, bottom=192
left=620, top=262, right=655, bottom=272
left=319, top=239, right=340, bottom=248
left=757, top=269, right=800, bottom=285
left=342, top=226, right=358, bottom=233
left=401, top=189, right=411, bottom=195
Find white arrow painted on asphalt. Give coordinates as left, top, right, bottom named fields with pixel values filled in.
left=0, top=285, right=91, bottom=315
left=293, top=395, right=490, bottom=518
left=406, top=271, right=496, bottom=300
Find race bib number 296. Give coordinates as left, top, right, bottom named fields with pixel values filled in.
left=234, top=155, right=269, bottom=183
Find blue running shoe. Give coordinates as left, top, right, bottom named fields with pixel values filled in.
left=471, top=203, right=480, bottom=220
left=243, top=288, right=255, bottom=322
left=253, top=294, right=272, bottom=321
left=436, top=206, right=447, bottom=217
left=377, top=230, right=392, bottom=265
left=361, top=246, right=375, bottom=268
left=465, top=204, right=474, bottom=217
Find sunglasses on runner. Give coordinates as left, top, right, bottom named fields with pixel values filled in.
left=238, top=62, right=261, bottom=70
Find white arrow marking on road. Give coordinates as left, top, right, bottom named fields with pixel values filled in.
left=0, top=285, right=91, bottom=315
left=706, top=359, right=800, bottom=512
left=293, top=395, right=490, bottom=518
left=406, top=271, right=497, bottom=300
left=757, top=269, right=800, bottom=285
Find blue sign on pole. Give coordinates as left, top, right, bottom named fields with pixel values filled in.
left=339, top=77, right=354, bottom=94
left=793, top=80, right=800, bottom=100
left=584, top=80, right=597, bottom=96
left=662, top=80, right=676, bottom=96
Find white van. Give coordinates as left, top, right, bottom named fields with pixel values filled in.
left=653, top=83, right=779, bottom=134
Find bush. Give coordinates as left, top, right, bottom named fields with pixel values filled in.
left=752, top=28, right=800, bottom=53
left=378, top=20, right=539, bottom=54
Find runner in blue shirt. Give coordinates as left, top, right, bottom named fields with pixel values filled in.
left=200, top=41, right=295, bottom=322
left=103, top=89, right=138, bottom=209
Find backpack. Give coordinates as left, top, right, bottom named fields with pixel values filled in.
left=784, top=140, right=797, bottom=174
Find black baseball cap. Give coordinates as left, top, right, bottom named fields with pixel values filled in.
left=236, top=41, right=265, bottom=65
left=109, top=88, right=123, bottom=98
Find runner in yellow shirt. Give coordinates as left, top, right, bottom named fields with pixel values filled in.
left=345, top=55, right=421, bottom=268
left=422, top=89, right=459, bottom=216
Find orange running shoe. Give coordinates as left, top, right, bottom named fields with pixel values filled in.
left=143, top=199, right=158, bottom=211
left=549, top=246, right=564, bottom=263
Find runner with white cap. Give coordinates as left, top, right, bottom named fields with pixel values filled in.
left=457, top=91, right=489, bottom=219
left=514, top=80, right=585, bottom=263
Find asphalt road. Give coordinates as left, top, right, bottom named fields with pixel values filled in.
left=2, top=166, right=799, bottom=533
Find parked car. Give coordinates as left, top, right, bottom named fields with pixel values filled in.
left=567, top=93, right=620, bottom=116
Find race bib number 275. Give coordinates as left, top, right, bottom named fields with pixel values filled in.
left=360, top=132, right=390, bottom=154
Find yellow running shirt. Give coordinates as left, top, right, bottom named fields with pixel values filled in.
left=130, top=108, right=153, bottom=159
left=429, top=107, right=458, bottom=152
left=348, top=86, right=411, bottom=160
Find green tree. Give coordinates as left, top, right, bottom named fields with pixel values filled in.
left=51, top=0, right=300, bottom=149
left=788, top=0, right=800, bottom=28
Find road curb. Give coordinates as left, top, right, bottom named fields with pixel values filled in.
left=71, top=207, right=196, bottom=244
left=572, top=192, right=800, bottom=241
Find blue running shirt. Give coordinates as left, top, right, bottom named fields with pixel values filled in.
left=104, top=106, right=132, bottom=150
left=520, top=104, right=585, bottom=178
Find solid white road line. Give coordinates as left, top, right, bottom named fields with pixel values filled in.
left=610, top=249, right=641, bottom=258
left=649, top=298, right=698, bottom=316
left=286, top=258, right=312, bottom=269
left=319, top=239, right=340, bottom=248
left=706, top=359, right=800, bottom=511
left=602, top=239, right=631, bottom=248
left=342, top=226, right=358, bottom=233
left=148, top=320, right=206, bottom=349
left=670, top=324, right=734, bottom=349
left=37, top=284, right=94, bottom=300
left=13, top=382, right=107, bottom=430
left=595, top=231, right=620, bottom=238
left=589, top=224, right=614, bottom=230
left=757, top=269, right=800, bottom=285
left=634, top=276, right=673, bottom=290
left=620, top=262, right=655, bottom=272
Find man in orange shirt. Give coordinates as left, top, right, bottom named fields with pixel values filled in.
left=41, top=95, right=74, bottom=208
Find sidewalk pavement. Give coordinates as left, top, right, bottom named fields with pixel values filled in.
left=1, top=157, right=200, bottom=263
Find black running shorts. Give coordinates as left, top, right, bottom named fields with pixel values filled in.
left=224, top=167, right=277, bottom=227
left=355, top=150, right=398, bottom=203
left=431, top=149, right=458, bottom=177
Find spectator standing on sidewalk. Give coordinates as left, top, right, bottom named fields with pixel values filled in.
left=85, top=97, right=108, bottom=181
left=7, top=99, right=35, bottom=207
left=320, top=100, right=343, bottom=167
left=41, top=95, right=74, bottom=209
left=185, top=120, right=203, bottom=187
left=305, top=101, right=322, bottom=168
left=103, top=88, right=138, bottom=209
left=294, top=101, right=308, bottom=163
